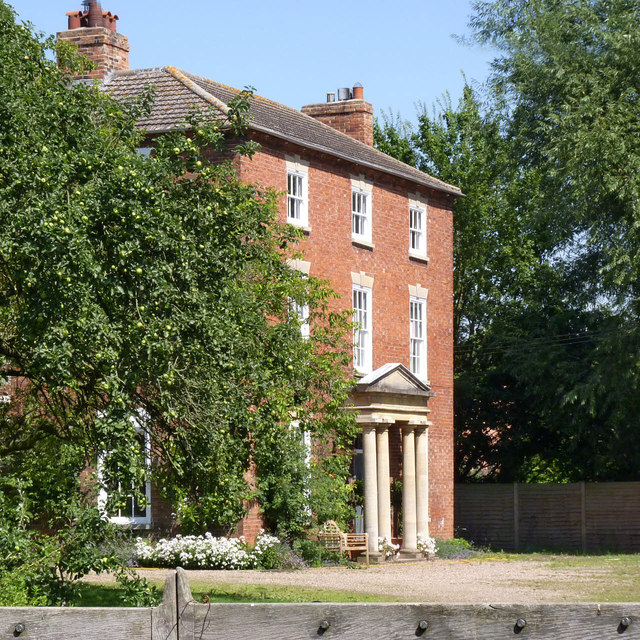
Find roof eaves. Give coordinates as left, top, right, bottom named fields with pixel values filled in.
left=249, top=123, right=463, bottom=197
left=142, top=120, right=463, bottom=196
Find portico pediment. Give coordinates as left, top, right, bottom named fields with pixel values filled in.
left=356, top=363, right=433, bottom=397
left=349, top=363, right=435, bottom=425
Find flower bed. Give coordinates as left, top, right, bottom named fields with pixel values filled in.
left=134, top=531, right=281, bottom=570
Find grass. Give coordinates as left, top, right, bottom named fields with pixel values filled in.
left=74, top=580, right=397, bottom=607
left=190, top=582, right=398, bottom=603
left=76, top=551, right=640, bottom=606
left=467, top=550, right=640, bottom=602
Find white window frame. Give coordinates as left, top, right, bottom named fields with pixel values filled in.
left=98, top=413, right=151, bottom=526
left=353, top=284, right=373, bottom=374
left=290, top=298, right=310, bottom=340
left=287, top=170, right=308, bottom=227
left=410, top=295, right=427, bottom=380
left=286, top=156, right=309, bottom=229
left=351, top=188, right=372, bottom=243
left=409, top=204, right=427, bottom=257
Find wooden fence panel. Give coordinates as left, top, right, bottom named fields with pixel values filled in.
left=3, top=570, right=640, bottom=640
left=455, top=484, right=515, bottom=549
left=183, top=601, right=640, bottom=640
left=586, top=483, right=640, bottom=552
left=518, top=483, right=583, bottom=551
left=455, top=482, right=640, bottom=552
left=0, top=607, right=151, bottom=640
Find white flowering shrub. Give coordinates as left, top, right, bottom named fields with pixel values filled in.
left=377, top=535, right=400, bottom=560
left=417, top=533, right=437, bottom=558
left=134, top=530, right=284, bottom=570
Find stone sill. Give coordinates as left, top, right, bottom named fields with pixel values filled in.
left=409, top=252, right=430, bottom=264
left=352, top=237, right=375, bottom=250
left=288, top=222, right=312, bottom=234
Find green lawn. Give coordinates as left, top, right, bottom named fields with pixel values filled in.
left=75, top=581, right=397, bottom=607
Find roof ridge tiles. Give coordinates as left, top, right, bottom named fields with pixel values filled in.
left=166, top=67, right=230, bottom=115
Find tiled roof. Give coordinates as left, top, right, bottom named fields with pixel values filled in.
left=102, top=67, right=462, bottom=196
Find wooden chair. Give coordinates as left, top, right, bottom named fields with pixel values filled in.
left=318, top=520, right=369, bottom=564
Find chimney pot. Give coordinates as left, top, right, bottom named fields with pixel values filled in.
left=326, top=92, right=336, bottom=103
left=87, top=0, right=104, bottom=28
left=337, top=87, right=352, bottom=101
left=66, top=10, right=83, bottom=29
left=102, top=11, right=119, bottom=32
left=353, top=83, right=364, bottom=100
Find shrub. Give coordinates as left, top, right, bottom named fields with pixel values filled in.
left=417, top=533, right=437, bottom=558
left=378, top=536, right=400, bottom=560
left=435, top=537, right=478, bottom=559
left=135, top=533, right=255, bottom=570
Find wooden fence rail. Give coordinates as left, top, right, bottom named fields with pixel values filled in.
left=2, top=569, right=640, bottom=640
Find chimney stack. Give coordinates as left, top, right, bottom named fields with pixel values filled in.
left=301, top=83, right=374, bottom=146
left=58, top=1, right=129, bottom=80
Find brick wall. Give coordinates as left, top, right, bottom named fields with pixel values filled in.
left=239, top=132, right=455, bottom=539
left=57, top=27, right=129, bottom=80
left=301, top=100, right=374, bottom=146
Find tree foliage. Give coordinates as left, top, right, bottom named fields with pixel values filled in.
left=0, top=0, right=357, bottom=598
left=375, top=0, right=640, bottom=482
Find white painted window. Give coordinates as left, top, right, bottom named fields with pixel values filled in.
left=287, top=170, right=308, bottom=227
left=98, top=414, right=151, bottom=526
left=290, top=299, right=310, bottom=340
left=410, top=296, right=427, bottom=379
left=353, top=284, right=372, bottom=373
left=409, top=204, right=427, bottom=256
left=352, top=189, right=371, bottom=242
left=289, top=420, right=312, bottom=476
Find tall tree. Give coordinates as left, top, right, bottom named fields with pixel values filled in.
left=0, top=0, right=356, bottom=571
left=376, top=64, right=640, bottom=482
left=471, top=0, right=640, bottom=303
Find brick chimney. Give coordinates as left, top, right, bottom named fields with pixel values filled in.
left=57, top=1, right=129, bottom=80
left=301, top=84, right=374, bottom=146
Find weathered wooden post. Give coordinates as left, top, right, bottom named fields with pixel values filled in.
left=152, top=567, right=194, bottom=640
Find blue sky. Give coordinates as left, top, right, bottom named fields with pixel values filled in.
left=8, top=0, right=495, bottom=126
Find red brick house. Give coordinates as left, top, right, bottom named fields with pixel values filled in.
left=58, top=2, right=460, bottom=553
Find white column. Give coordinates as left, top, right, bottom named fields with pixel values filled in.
left=376, top=425, right=392, bottom=541
left=402, top=425, right=418, bottom=552
left=362, top=425, right=379, bottom=553
left=415, top=426, right=429, bottom=537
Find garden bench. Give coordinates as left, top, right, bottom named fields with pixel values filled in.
left=318, top=520, right=369, bottom=564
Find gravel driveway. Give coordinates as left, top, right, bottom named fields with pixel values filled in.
left=91, top=559, right=603, bottom=603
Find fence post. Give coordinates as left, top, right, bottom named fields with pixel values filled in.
left=513, top=482, right=520, bottom=552
left=152, top=568, right=194, bottom=640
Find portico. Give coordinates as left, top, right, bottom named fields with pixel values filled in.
left=349, top=363, right=434, bottom=557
